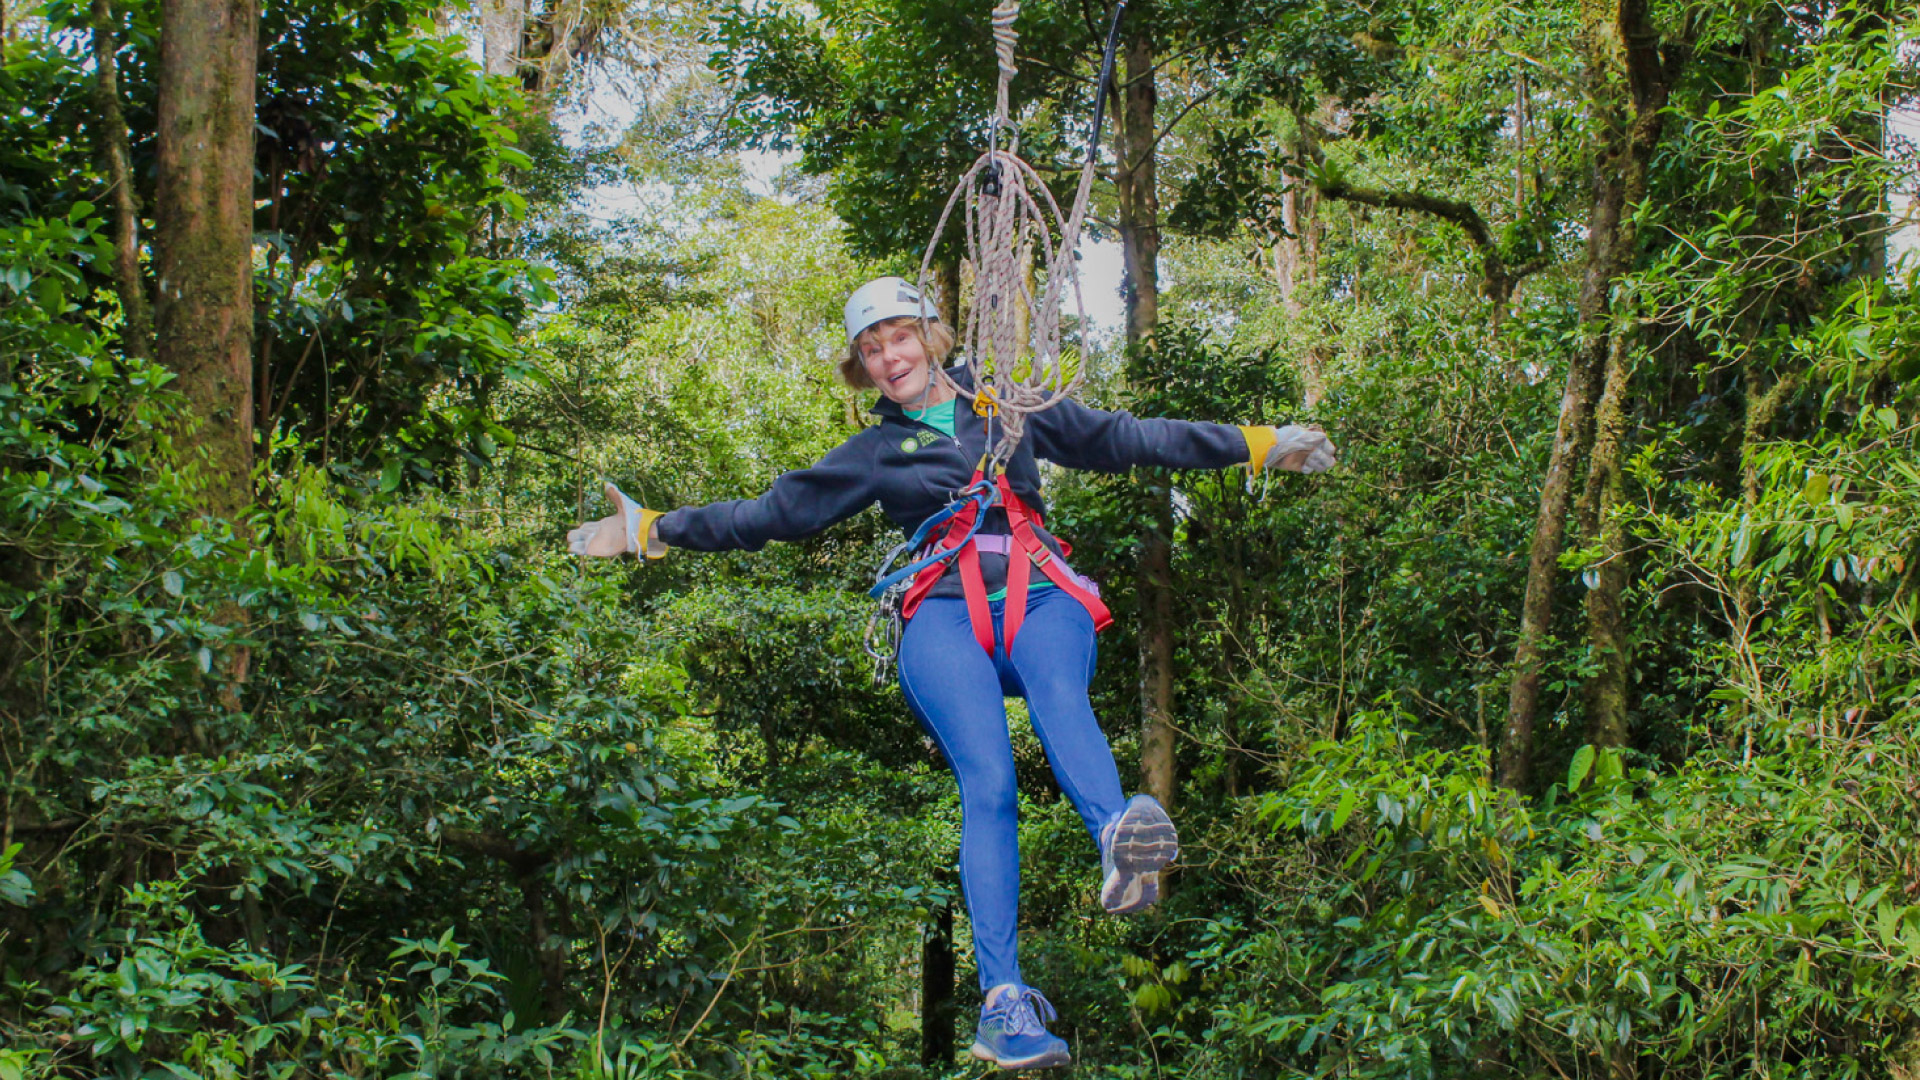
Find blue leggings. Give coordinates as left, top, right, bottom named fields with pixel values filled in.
left=897, top=588, right=1128, bottom=992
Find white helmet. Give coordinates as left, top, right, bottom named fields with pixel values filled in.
left=843, top=276, right=938, bottom=343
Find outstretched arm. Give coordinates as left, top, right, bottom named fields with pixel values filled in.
left=656, top=435, right=880, bottom=552
left=1027, top=397, right=1335, bottom=475
left=569, top=433, right=882, bottom=560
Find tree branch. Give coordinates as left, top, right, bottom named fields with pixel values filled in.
left=88, top=0, right=153, bottom=361
left=441, top=827, right=551, bottom=876
left=1126, top=85, right=1221, bottom=172
left=1294, top=114, right=1550, bottom=315
left=1313, top=177, right=1498, bottom=251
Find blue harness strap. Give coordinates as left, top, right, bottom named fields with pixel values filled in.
left=869, top=479, right=1000, bottom=598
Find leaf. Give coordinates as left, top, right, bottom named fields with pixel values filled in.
left=1331, top=789, right=1360, bottom=831
left=1477, top=894, right=1502, bottom=919
left=162, top=571, right=183, bottom=597
left=1568, top=745, right=1596, bottom=792
left=381, top=459, right=404, bottom=493
left=1801, top=474, right=1829, bottom=502
left=1877, top=901, right=1901, bottom=949
left=1848, top=323, right=1875, bottom=358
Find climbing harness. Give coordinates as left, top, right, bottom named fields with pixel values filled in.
left=901, top=467, right=1113, bottom=654
left=863, top=0, right=1129, bottom=683
left=863, top=458, right=1115, bottom=684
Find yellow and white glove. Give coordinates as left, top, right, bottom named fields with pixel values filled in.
left=567, top=482, right=667, bottom=559
left=1241, top=425, right=1338, bottom=475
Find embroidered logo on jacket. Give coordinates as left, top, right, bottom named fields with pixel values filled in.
left=900, top=430, right=943, bottom=454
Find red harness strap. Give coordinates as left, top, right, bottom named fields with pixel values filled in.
left=900, top=470, right=1113, bottom=658
left=998, top=475, right=1113, bottom=651
left=900, top=484, right=995, bottom=652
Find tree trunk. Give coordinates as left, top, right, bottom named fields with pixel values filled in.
left=1118, top=22, right=1174, bottom=809
left=1735, top=363, right=1799, bottom=624
left=521, top=874, right=571, bottom=1021
left=1137, top=483, right=1176, bottom=806
left=1499, top=0, right=1676, bottom=788
left=1275, top=133, right=1327, bottom=408
left=89, top=0, right=152, bottom=361
left=1117, top=31, right=1159, bottom=346
left=155, top=0, right=257, bottom=519
left=919, top=902, right=955, bottom=1067
left=155, top=0, right=257, bottom=713
left=934, top=257, right=961, bottom=330
left=480, top=0, right=526, bottom=79
left=1579, top=45, right=1676, bottom=748
left=1499, top=335, right=1605, bottom=789
left=1582, top=331, right=1635, bottom=748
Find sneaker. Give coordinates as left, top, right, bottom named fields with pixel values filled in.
left=1098, top=794, right=1180, bottom=914
left=970, top=984, right=1071, bottom=1070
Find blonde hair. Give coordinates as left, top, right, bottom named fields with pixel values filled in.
left=839, top=317, right=956, bottom=390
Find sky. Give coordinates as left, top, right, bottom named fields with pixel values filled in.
left=1890, top=105, right=1919, bottom=268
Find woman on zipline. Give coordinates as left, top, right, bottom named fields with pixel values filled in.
left=568, top=276, right=1336, bottom=1070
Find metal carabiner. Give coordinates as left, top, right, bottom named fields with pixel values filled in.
left=864, top=582, right=907, bottom=685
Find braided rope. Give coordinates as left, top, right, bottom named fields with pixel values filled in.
left=916, top=0, right=1101, bottom=468
left=992, top=3, right=1018, bottom=142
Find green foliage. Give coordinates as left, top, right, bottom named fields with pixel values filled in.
left=3, top=0, right=1918, bottom=1077
left=1150, top=693, right=1918, bottom=1078
left=15, top=0, right=555, bottom=483
left=47, top=883, right=580, bottom=1076
left=712, top=0, right=1102, bottom=260
left=0, top=228, right=932, bottom=1077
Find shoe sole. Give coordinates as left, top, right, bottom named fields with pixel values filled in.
left=970, top=1042, right=1073, bottom=1069
left=1101, top=797, right=1179, bottom=914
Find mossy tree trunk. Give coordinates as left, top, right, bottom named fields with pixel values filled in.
left=1499, top=0, right=1680, bottom=788
left=1579, top=3, right=1679, bottom=750
left=154, top=0, right=257, bottom=727
left=1581, top=332, right=1636, bottom=749
left=154, top=0, right=257, bottom=519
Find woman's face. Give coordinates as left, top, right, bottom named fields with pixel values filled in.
left=858, top=318, right=934, bottom=403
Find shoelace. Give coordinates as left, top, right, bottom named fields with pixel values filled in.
left=985, top=986, right=1058, bottom=1037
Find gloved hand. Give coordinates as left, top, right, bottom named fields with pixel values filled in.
left=567, top=482, right=667, bottom=559
left=1266, top=424, right=1337, bottom=474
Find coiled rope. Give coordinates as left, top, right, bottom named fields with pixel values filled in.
left=914, top=0, right=1127, bottom=469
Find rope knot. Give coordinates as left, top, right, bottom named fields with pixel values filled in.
left=992, top=3, right=1020, bottom=82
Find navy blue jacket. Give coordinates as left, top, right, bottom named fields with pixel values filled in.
left=654, top=366, right=1252, bottom=596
